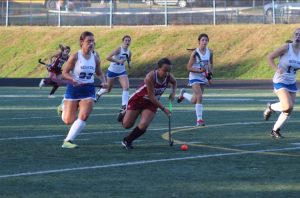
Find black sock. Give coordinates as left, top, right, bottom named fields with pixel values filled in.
left=49, top=85, right=59, bottom=95
left=125, top=126, right=146, bottom=144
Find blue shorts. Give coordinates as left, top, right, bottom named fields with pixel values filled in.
left=64, top=84, right=95, bottom=100
left=107, top=70, right=127, bottom=78
left=188, top=79, right=207, bottom=86
left=273, top=83, right=298, bottom=93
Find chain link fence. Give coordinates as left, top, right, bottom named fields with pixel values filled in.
left=1, top=0, right=300, bottom=26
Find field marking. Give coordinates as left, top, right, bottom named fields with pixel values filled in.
left=0, top=146, right=299, bottom=179
left=162, top=121, right=300, bottom=157
left=233, top=143, right=261, bottom=147
left=1, top=120, right=299, bottom=142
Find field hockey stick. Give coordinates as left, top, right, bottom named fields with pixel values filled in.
left=67, top=82, right=103, bottom=88
left=38, top=59, right=47, bottom=65
left=186, top=48, right=196, bottom=51
left=123, top=53, right=131, bottom=68
left=168, top=100, right=174, bottom=146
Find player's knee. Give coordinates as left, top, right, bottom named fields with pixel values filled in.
left=138, top=123, right=149, bottom=131
left=106, top=88, right=112, bottom=93
left=63, top=117, right=75, bottom=125
left=282, top=104, right=293, bottom=113
left=195, top=93, right=202, bottom=100
left=283, top=108, right=293, bottom=116
left=122, top=122, right=133, bottom=129
left=78, top=114, right=89, bottom=121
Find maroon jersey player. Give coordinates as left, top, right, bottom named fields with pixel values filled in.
left=39, top=44, right=72, bottom=98
left=120, top=57, right=177, bottom=149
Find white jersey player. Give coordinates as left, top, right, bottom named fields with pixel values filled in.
left=60, top=31, right=107, bottom=149
left=264, top=28, right=300, bottom=138
left=95, top=35, right=132, bottom=121
left=177, top=33, right=213, bottom=126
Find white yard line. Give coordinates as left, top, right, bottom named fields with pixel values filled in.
left=0, top=146, right=299, bottom=179
left=1, top=120, right=299, bottom=142
left=233, top=143, right=261, bottom=147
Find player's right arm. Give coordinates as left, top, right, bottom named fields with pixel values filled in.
left=267, top=44, right=288, bottom=72
left=62, top=53, right=78, bottom=85
left=106, top=47, right=125, bottom=65
left=187, top=51, right=206, bottom=73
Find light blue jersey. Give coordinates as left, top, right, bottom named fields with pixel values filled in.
left=273, top=44, right=300, bottom=92
left=188, top=47, right=210, bottom=86
left=107, top=46, right=131, bottom=75
left=273, top=43, right=300, bottom=85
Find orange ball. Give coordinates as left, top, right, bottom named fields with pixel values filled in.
left=181, top=144, right=188, bottom=151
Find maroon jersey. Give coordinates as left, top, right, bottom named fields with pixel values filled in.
left=127, top=70, right=170, bottom=113
left=48, top=53, right=69, bottom=75
left=130, top=69, right=170, bottom=101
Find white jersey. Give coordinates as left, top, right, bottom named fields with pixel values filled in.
left=273, top=43, right=300, bottom=84
left=108, top=46, right=130, bottom=74
left=72, top=50, right=96, bottom=84
left=188, top=47, right=210, bottom=84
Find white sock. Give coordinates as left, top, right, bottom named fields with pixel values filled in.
left=61, top=110, right=65, bottom=122
left=122, top=90, right=129, bottom=106
left=65, top=119, right=86, bottom=141
left=97, top=88, right=108, bottom=96
left=273, top=113, right=289, bottom=131
left=183, top=93, right=192, bottom=102
left=61, top=100, right=65, bottom=122
left=195, top=104, right=203, bottom=120
left=270, top=102, right=282, bottom=112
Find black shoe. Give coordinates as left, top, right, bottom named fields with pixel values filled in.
left=122, top=138, right=134, bottom=150
left=271, top=129, right=284, bottom=139
left=264, top=103, right=274, bottom=121
left=177, top=88, right=186, bottom=103
left=117, top=105, right=126, bottom=122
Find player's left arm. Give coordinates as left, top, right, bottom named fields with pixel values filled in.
left=94, top=52, right=107, bottom=88
left=50, top=52, right=61, bottom=64
left=168, top=74, right=177, bottom=102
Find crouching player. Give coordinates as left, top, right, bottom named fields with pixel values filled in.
left=120, top=57, right=177, bottom=149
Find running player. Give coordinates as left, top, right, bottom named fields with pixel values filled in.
left=177, top=33, right=213, bottom=126
left=263, top=28, right=300, bottom=138
left=39, top=44, right=71, bottom=98
left=120, top=57, right=177, bottom=149
left=60, top=31, right=107, bottom=148
left=95, top=35, right=132, bottom=120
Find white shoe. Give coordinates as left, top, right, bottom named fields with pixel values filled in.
left=48, top=95, right=56, bottom=98
left=39, top=79, right=45, bottom=88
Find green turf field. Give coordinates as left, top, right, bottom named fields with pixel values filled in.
left=0, top=87, right=299, bottom=198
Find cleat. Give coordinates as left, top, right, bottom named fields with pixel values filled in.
left=95, top=89, right=101, bottom=102
left=122, top=138, right=134, bottom=150
left=196, top=119, right=205, bottom=126
left=48, top=94, right=56, bottom=98
left=95, top=88, right=106, bottom=102
left=117, top=105, right=126, bottom=122
left=177, top=88, right=186, bottom=103
left=61, top=140, right=78, bottom=148
left=271, top=129, right=284, bottom=139
left=264, top=103, right=274, bottom=121
left=39, top=79, right=45, bottom=88
left=57, top=103, right=63, bottom=116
